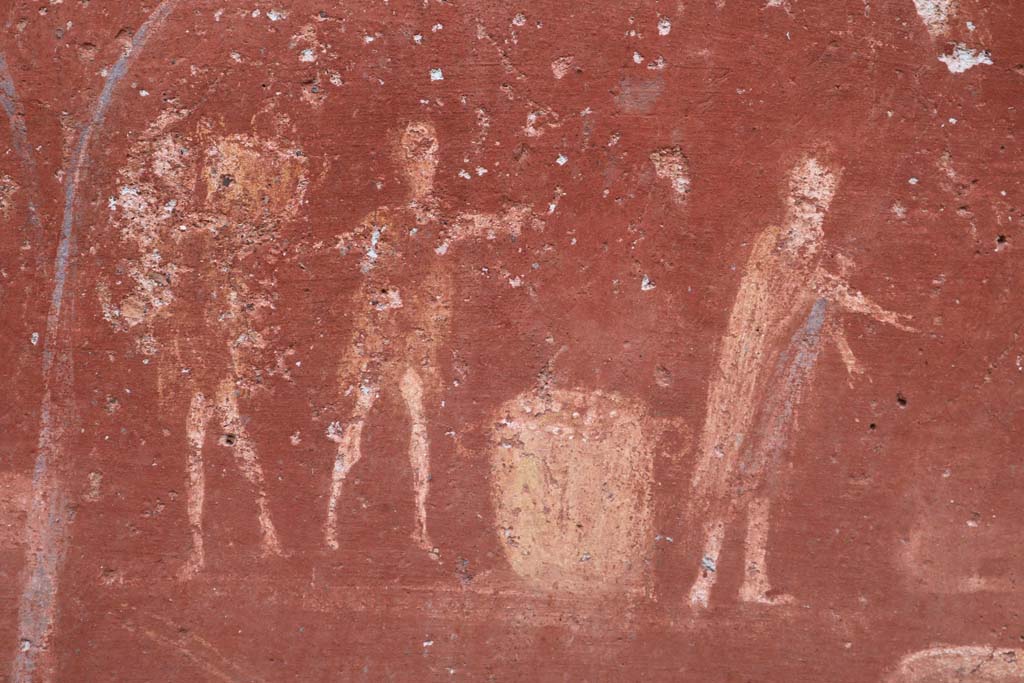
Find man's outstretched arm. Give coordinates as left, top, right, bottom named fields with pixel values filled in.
left=815, top=269, right=917, bottom=333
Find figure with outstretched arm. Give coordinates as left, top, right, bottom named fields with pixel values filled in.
left=685, top=156, right=915, bottom=608
left=325, top=122, right=445, bottom=553
left=325, top=121, right=543, bottom=554
left=99, top=117, right=306, bottom=579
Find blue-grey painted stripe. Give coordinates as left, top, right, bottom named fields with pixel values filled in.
left=13, top=3, right=179, bottom=680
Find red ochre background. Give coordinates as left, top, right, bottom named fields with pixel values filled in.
left=1, top=1, right=1022, bottom=680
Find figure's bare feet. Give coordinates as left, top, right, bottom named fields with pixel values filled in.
left=260, top=535, right=284, bottom=558
left=739, top=588, right=796, bottom=606
left=688, top=585, right=711, bottom=609
left=687, top=522, right=725, bottom=610
left=259, top=519, right=285, bottom=558
left=688, top=555, right=718, bottom=609
left=739, top=575, right=794, bottom=606
left=738, top=549, right=793, bottom=605
left=412, top=530, right=440, bottom=560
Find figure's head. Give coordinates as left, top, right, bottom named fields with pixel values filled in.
left=398, top=121, right=439, bottom=201
left=783, top=156, right=838, bottom=251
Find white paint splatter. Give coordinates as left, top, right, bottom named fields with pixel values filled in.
left=299, top=48, right=316, bottom=63
left=657, top=17, right=671, bottom=35
left=647, top=56, right=666, bottom=71
left=429, top=67, right=444, bottom=81
left=649, top=147, right=691, bottom=201
left=360, top=228, right=381, bottom=273
left=938, top=43, right=993, bottom=73
left=641, top=275, right=656, bottom=291
left=374, top=288, right=403, bottom=311
left=551, top=55, right=574, bottom=79
left=524, top=108, right=560, bottom=138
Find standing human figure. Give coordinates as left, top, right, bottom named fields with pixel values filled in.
left=685, top=156, right=915, bottom=607
left=325, top=121, right=541, bottom=552
left=101, top=114, right=307, bottom=577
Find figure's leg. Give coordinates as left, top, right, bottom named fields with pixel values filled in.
left=217, top=381, right=283, bottom=557
left=180, top=392, right=209, bottom=579
left=400, top=366, right=433, bottom=552
left=326, top=291, right=388, bottom=550
left=324, top=385, right=376, bottom=550
left=688, top=517, right=726, bottom=608
left=738, top=495, right=793, bottom=604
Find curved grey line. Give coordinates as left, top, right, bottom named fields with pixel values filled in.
left=0, top=53, right=43, bottom=241
left=12, top=2, right=179, bottom=681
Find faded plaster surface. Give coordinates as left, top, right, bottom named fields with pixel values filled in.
left=1, top=1, right=1022, bottom=681
left=490, top=387, right=665, bottom=594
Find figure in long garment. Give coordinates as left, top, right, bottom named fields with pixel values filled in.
left=685, top=156, right=915, bottom=607
left=101, top=115, right=306, bottom=578
left=325, top=122, right=540, bottom=552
